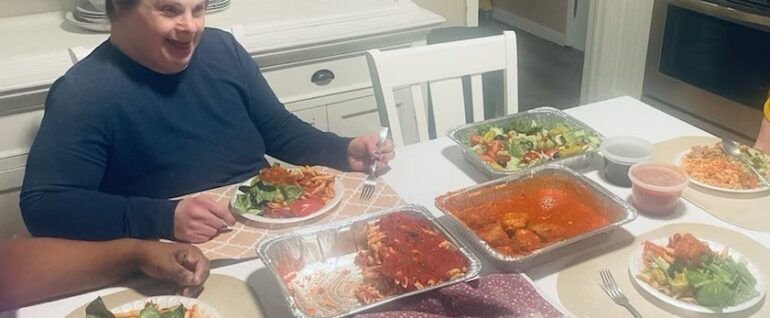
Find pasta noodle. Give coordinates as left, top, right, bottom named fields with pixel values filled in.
left=353, top=213, right=468, bottom=304
left=681, top=143, right=757, bottom=189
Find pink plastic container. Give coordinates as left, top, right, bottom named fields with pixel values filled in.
left=628, top=163, right=688, bottom=216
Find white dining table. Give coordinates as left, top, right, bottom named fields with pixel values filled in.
left=4, top=96, right=769, bottom=318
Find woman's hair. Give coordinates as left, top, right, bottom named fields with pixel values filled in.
left=105, top=0, right=141, bottom=21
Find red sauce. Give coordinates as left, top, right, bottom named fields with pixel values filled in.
left=259, top=165, right=298, bottom=185
left=376, top=214, right=467, bottom=290
left=437, top=175, right=610, bottom=256
left=357, top=213, right=468, bottom=295
left=629, top=163, right=687, bottom=215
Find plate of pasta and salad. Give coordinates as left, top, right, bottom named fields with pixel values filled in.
left=676, top=142, right=770, bottom=193
left=83, top=295, right=220, bottom=318
left=229, top=164, right=343, bottom=226
left=629, top=232, right=765, bottom=314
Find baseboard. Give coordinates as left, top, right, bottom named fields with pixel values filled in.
left=491, top=8, right=565, bottom=46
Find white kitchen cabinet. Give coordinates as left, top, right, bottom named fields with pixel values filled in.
left=0, top=0, right=443, bottom=237
left=325, top=88, right=419, bottom=144
left=291, top=107, right=329, bottom=131
left=414, top=0, right=479, bottom=27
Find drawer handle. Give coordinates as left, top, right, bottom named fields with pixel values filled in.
left=311, top=69, right=335, bottom=86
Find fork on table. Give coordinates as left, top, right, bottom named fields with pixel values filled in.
left=360, top=127, right=388, bottom=200
left=599, top=269, right=643, bottom=318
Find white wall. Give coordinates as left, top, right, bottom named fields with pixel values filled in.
left=414, top=0, right=478, bottom=27
left=580, top=0, right=654, bottom=104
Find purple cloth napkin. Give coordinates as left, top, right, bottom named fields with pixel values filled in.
left=355, top=274, right=568, bottom=318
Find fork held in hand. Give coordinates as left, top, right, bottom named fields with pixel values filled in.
left=360, top=127, right=389, bottom=200
left=599, top=269, right=643, bottom=318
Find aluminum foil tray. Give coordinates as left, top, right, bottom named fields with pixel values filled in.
left=447, top=107, right=605, bottom=178
left=256, top=204, right=481, bottom=318
left=435, top=164, right=637, bottom=271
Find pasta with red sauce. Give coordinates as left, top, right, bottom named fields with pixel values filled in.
left=354, top=213, right=468, bottom=304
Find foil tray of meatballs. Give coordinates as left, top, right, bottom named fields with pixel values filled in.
left=435, top=164, right=637, bottom=271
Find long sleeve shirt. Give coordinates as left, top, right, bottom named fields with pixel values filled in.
left=20, top=28, right=351, bottom=240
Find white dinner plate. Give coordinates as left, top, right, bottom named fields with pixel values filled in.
left=111, top=296, right=222, bottom=318
left=64, top=12, right=110, bottom=32
left=229, top=176, right=343, bottom=226
left=675, top=150, right=769, bottom=194
left=628, top=237, right=766, bottom=314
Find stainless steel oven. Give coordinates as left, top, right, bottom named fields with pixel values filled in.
left=644, top=0, right=770, bottom=141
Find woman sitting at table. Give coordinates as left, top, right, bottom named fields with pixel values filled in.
left=20, top=0, right=394, bottom=243
left=0, top=238, right=208, bottom=311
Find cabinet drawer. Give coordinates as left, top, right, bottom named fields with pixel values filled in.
left=326, top=88, right=419, bottom=144
left=261, top=54, right=372, bottom=108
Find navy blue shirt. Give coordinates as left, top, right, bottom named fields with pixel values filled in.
left=20, top=28, right=351, bottom=240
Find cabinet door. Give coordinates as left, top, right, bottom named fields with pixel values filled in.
left=326, top=89, right=419, bottom=144
left=0, top=109, right=42, bottom=238
left=291, top=106, right=329, bottom=131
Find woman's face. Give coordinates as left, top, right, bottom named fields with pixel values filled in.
left=111, top=0, right=206, bottom=73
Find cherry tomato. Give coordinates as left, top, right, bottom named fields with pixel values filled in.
left=522, top=151, right=541, bottom=163
left=470, top=134, right=483, bottom=146
left=289, top=198, right=325, bottom=216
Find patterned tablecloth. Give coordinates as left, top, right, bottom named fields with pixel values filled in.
left=184, top=168, right=406, bottom=260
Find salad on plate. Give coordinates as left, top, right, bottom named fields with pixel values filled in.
left=84, top=296, right=216, bottom=318
left=634, top=233, right=762, bottom=310
left=231, top=164, right=337, bottom=218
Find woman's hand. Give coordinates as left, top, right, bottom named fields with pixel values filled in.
left=135, top=241, right=210, bottom=296
left=347, top=132, right=395, bottom=172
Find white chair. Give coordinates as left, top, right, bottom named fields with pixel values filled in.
left=366, top=30, right=518, bottom=147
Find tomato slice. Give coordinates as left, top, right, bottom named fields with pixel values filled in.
left=289, top=198, right=325, bottom=217
left=522, top=150, right=541, bottom=163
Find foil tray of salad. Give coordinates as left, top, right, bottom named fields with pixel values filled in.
left=447, top=107, right=604, bottom=178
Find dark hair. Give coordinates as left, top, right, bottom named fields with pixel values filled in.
left=105, top=0, right=141, bottom=21
left=106, top=0, right=210, bottom=21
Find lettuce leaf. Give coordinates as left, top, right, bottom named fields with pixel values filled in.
left=84, top=297, right=115, bottom=318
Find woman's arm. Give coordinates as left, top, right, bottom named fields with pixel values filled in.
left=756, top=116, right=770, bottom=155
left=756, top=96, right=770, bottom=155
left=0, top=238, right=208, bottom=311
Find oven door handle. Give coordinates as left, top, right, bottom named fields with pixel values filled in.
left=671, top=0, right=770, bottom=27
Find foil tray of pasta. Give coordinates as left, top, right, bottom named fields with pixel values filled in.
left=256, top=204, right=482, bottom=318
left=447, top=107, right=604, bottom=178
left=435, top=164, right=637, bottom=271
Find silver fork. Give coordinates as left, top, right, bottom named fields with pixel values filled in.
left=599, top=269, right=643, bottom=318
left=360, top=127, right=388, bottom=200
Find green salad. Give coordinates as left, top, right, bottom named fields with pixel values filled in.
left=233, top=177, right=303, bottom=215
left=84, top=297, right=189, bottom=318
left=465, top=119, right=601, bottom=171
left=637, top=233, right=759, bottom=307
left=740, top=144, right=770, bottom=179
